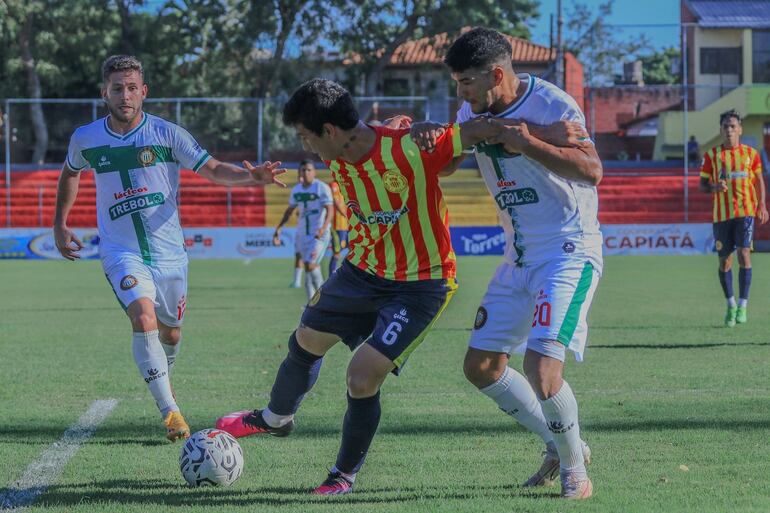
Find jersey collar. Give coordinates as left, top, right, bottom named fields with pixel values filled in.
left=495, top=74, right=535, bottom=118
left=104, top=112, right=147, bottom=141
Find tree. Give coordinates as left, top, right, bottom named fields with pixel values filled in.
left=331, top=0, right=539, bottom=95
left=639, top=46, right=680, bottom=85
left=563, top=0, right=651, bottom=86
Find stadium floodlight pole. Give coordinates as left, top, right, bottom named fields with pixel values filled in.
left=4, top=100, right=10, bottom=227
left=257, top=99, right=263, bottom=163
left=682, top=22, right=689, bottom=223
left=91, top=100, right=98, bottom=121
left=556, top=0, right=564, bottom=89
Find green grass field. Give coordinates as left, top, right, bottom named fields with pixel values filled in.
left=2, top=255, right=770, bottom=512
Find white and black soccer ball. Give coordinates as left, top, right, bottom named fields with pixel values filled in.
left=180, top=428, right=244, bottom=487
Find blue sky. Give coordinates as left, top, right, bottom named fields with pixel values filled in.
left=530, top=0, right=682, bottom=50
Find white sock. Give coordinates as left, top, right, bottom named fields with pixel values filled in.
left=293, top=267, right=303, bottom=287
left=330, top=465, right=356, bottom=482
left=305, top=273, right=317, bottom=301
left=262, top=407, right=294, bottom=428
left=310, top=267, right=324, bottom=289
left=728, top=296, right=737, bottom=308
left=539, top=380, right=585, bottom=476
left=160, top=339, right=181, bottom=373
left=738, top=298, right=748, bottom=308
left=132, top=330, right=178, bottom=418
left=480, top=367, right=553, bottom=445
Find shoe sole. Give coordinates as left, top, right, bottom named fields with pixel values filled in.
left=523, top=444, right=592, bottom=488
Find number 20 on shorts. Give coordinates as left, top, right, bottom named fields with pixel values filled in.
left=532, top=301, right=551, bottom=328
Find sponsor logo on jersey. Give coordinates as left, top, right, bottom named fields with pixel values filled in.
left=137, top=147, right=157, bottom=167
left=120, top=274, right=138, bottom=290
left=98, top=155, right=112, bottom=167
left=347, top=201, right=409, bottom=225
left=383, top=171, right=408, bottom=193
left=114, top=186, right=149, bottom=200
left=496, top=179, right=517, bottom=188
left=474, top=306, right=488, bottom=329
left=494, top=188, right=539, bottom=210
left=109, top=192, right=165, bottom=220
left=562, top=241, right=576, bottom=253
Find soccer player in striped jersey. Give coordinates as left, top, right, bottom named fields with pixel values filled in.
left=699, top=109, right=767, bottom=326
left=409, top=28, right=602, bottom=499
left=54, top=55, right=284, bottom=441
left=216, top=78, right=508, bottom=494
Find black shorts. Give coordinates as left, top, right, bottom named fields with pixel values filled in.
left=301, top=260, right=457, bottom=374
left=713, top=217, right=754, bottom=257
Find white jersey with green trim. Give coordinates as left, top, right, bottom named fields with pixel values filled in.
left=66, top=112, right=211, bottom=266
left=456, top=74, right=602, bottom=272
left=289, top=180, right=333, bottom=237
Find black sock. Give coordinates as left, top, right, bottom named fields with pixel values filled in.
left=335, top=392, right=382, bottom=475
left=267, top=332, right=323, bottom=415
left=719, top=269, right=734, bottom=299
left=739, top=267, right=752, bottom=301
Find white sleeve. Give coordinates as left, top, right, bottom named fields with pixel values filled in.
left=319, top=183, right=333, bottom=205
left=288, top=187, right=298, bottom=208
left=172, top=125, right=211, bottom=172
left=65, top=130, right=89, bottom=172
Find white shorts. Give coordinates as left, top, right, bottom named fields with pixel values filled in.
left=102, top=253, right=188, bottom=327
left=468, top=258, right=600, bottom=362
left=296, top=233, right=330, bottom=265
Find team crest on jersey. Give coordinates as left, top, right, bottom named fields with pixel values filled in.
left=382, top=171, right=408, bottom=193
left=120, top=274, right=138, bottom=290
left=715, top=240, right=724, bottom=251
left=309, top=287, right=322, bottom=306
left=137, top=147, right=157, bottom=167
left=473, top=306, right=488, bottom=329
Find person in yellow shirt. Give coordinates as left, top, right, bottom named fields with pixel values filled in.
left=328, top=180, right=349, bottom=274
left=699, top=109, right=768, bottom=326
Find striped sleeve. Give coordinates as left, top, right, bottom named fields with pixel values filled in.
left=750, top=149, right=762, bottom=177
left=700, top=151, right=713, bottom=180
left=172, top=124, right=210, bottom=172
left=418, top=123, right=463, bottom=174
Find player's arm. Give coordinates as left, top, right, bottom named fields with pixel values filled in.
left=273, top=205, right=297, bottom=245
left=332, top=192, right=347, bottom=217
left=484, top=118, right=602, bottom=185
left=317, top=203, right=334, bottom=239
left=198, top=158, right=286, bottom=187
left=699, top=153, right=726, bottom=193
left=53, top=165, right=84, bottom=261
left=752, top=154, right=768, bottom=224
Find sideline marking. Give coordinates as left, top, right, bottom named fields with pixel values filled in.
left=0, top=398, right=119, bottom=511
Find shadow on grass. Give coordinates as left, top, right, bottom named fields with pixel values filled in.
left=591, top=341, right=770, bottom=349
left=27, top=479, right=558, bottom=508
left=587, top=417, right=770, bottom=432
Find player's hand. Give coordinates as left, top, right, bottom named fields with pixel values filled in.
left=272, top=231, right=282, bottom=246
left=54, top=225, right=83, bottom=261
left=758, top=206, right=769, bottom=225
left=484, top=118, right=533, bottom=154
left=243, top=160, right=286, bottom=187
left=714, top=180, right=728, bottom=193
left=532, top=120, right=591, bottom=148
left=315, top=228, right=325, bottom=239
left=409, top=121, right=445, bottom=153
left=382, top=115, right=412, bottom=129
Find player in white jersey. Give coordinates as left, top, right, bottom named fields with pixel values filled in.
left=410, top=28, right=602, bottom=499
left=273, top=160, right=334, bottom=301
left=53, top=55, right=284, bottom=441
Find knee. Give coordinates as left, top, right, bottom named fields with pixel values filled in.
left=161, top=327, right=182, bottom=345
left=305, top=262, right=318, bottom=272
left=463, top=351, right=505, bottom=389
left=130, top=312, right=157, bottom=332
left=523, top=362, right=561, bottom=400
left=346, top=367, right=380, bottom=398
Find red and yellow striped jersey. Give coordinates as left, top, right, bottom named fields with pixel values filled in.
left=329, top=181, right=349, bottom=231
left=701, top=144, right=763, bottom=222
left=326, top=123, right=463, bottom=281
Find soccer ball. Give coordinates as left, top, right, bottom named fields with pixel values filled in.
left=180, top=429, right=244, bottom=487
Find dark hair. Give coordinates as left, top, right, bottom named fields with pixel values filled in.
left=282, top=79, right=359, bottom=135
left=102, top=55, right=144, bottom=83
left=299, top=160, right=314, bottom=168
left=444, top=27, right=512, bottom=72
left=720, top=109, right=741, bottom=125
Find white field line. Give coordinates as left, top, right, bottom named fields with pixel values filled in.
left=0, top=398, right=119, bottom=511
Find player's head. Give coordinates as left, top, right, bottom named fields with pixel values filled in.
left=444, top=27, right=514, bottom=114
left=101, top=55, right=147, bottom=124
left=298, top=159, right=316, bottom=186
left=283, top=78, right=360, bottom=161
left=719, top=109, right=742, bottom=146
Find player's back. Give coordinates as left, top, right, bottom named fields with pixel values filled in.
left=67, top=113, right=210, bottom=266
left=457, top=75, right=602, bottom=269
